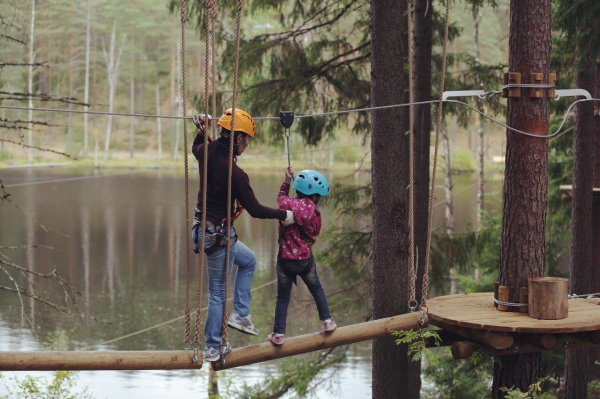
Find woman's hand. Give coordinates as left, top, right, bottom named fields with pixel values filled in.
left=192, top=114, right=212, bottom=134
left=284, top=166, right=294, bottom=185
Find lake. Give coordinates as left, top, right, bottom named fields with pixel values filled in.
left=0, top=166, right=487, bottom=398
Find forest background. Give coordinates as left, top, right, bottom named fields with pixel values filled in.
left=1, top=0, right=593, bottom=397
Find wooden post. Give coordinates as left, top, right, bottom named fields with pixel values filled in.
left=528, top=277, right=569, bottom=320
left=518, top=287, right=529, bottom=313
left=0, top=351, right=202, bottom=371
left=212, top=312, right=425, bottom=371
left=497, top=285, right=509, bottom=311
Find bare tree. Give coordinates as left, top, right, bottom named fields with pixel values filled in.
left=83, top=0, right=92, bottom=156
left=173, top=38, right=182, bottom=161
left=102, top=21, right=127, bottom=160
left=156, top=82, right=162, bottom=160
left=27, top=0, right=36, bottom=164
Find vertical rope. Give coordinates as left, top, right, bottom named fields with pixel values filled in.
left=407, top=0, right=417, bottom=307
left=193, top=0, right=213, bottom=346
left=422, top=0, right=450, bottom=308
left=210, top=1, right=218, bottom=140
left=221, top=0, right=244, bottom=349
left=180, top=0, right=191, bottom=347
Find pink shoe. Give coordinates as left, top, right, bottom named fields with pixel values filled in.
left=268, top=332, right=285, bottom=346
left=323, top=320, right=337, bottom=333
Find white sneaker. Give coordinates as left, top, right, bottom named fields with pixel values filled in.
left=228, top=313, right=259, bottom=336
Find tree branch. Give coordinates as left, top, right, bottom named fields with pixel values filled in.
left=0, top=34, right=25, bottom=45
left=0, top=61, right=48, bottom=68
left=0, top=138, right=76, bottom=159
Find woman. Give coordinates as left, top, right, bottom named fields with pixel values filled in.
left=191, top=109, right=294, bottom=362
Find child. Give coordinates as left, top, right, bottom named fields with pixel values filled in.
left=268, top=167, right=336, bottom=346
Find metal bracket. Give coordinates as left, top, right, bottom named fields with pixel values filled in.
left=442, top=90, right=487, bottom=101
left=554, top=89, right=592, bottom=100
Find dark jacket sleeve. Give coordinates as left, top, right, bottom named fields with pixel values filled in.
left=233, top=166, right=287, bottom=220
left=192, top=131, right=207, bottom=161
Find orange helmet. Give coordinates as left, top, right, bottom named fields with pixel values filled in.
left=217, top=108, right=256, bottom=138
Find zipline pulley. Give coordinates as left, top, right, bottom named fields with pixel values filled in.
left=280, top=111, right=295, bottom=179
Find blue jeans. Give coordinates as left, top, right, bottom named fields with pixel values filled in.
left=192, top=226, right=256, bottom=349
left=273, top=257, right=331, bottom=334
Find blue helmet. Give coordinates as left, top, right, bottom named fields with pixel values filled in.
left=292, top=169, right=330, bottom=197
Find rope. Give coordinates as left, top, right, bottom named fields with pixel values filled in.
left=81, top=279, right=277, bottom=351
left=3, top=99, right=600, bottom=140
left=422, top=0, right=450, bottom=310
left=3, top=171, right=141, bottom=188
left=493, top=298, right=528, bottom=308
left=221, top=0, right=244, bottom=356
left=210, top=0, right=218, bottom=140
left=179, top=0, right=192, bottom=349
left=407, top=0, right=417, bottom=309
left=568, top=293, right=600, bottom=299
left=192, top=0, right=213, bottom=349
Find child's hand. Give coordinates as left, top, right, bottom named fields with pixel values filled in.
left=284, top=167, right=294, bottom=184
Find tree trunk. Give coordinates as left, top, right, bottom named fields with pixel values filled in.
left=130, top=36, right=135, bottom=159
left=170, top=43, right=175, bottom=153
left=103, top=22, right=126, bottom=160
left=590, top=55, right=600, bottom=385
left=370, top=0, right=419, bottom=397
left=173, top=38, right=182, bottom=161
left=92, top=34, right=97, bottom=130
left=564, top=51, right=598, bottom=399
left=442, top=124, right=455, bottom=235
left=83, top=0, right=91, bottom=156
left=156, top=82, right=162, bottom=161
left=493, top=0, right=552, bottom=396
left=472, top=4, right=486, bottom=230
left=413, top=0, right=433, bottom=312
left=67, top=43, right=74, bottom=147
left=27, top=0, right=36, bottom=164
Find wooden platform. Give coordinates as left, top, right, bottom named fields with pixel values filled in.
left=427, top=293, right=600, bottom=334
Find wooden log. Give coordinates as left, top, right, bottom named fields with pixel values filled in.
left=518, top=287, right=529, bottom=313
left=0, top=351, right=202, bottom=371
left=494, top=282, right=499, bottom=308
left=212, top=312, right=425, bottom=371
left=434, top=323, right=514, bottom=349
left=518, top=333, right=556, bottom=349
left=528, top=277, right=569, bottom=320
left=451, top=339, right=599, bottom=360
left=497, top=285, right=509, bottom=311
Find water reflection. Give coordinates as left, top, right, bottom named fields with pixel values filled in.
left=0, top=168, right=487, bottom=398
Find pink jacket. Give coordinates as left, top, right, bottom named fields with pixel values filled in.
left=277, top=182, right=321, bottom=260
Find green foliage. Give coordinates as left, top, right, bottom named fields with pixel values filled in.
left=554, top=0, right=600, bottom=68
left=500, top=376, right=558, bottom=399
left=319, top=182, right=373, bottom=292
left=422, top=349, right=492, bottom=399
left=0, top=371, right=93, bottom=399
left=392, top=329, right=441, bottom=367
left=451, top=148, right=476, bottom=172
left=235, top=349, right=346, bottom=399
left=0, top=149, right=14, bottom=161
left=589, top=379, right=600, bottom=398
